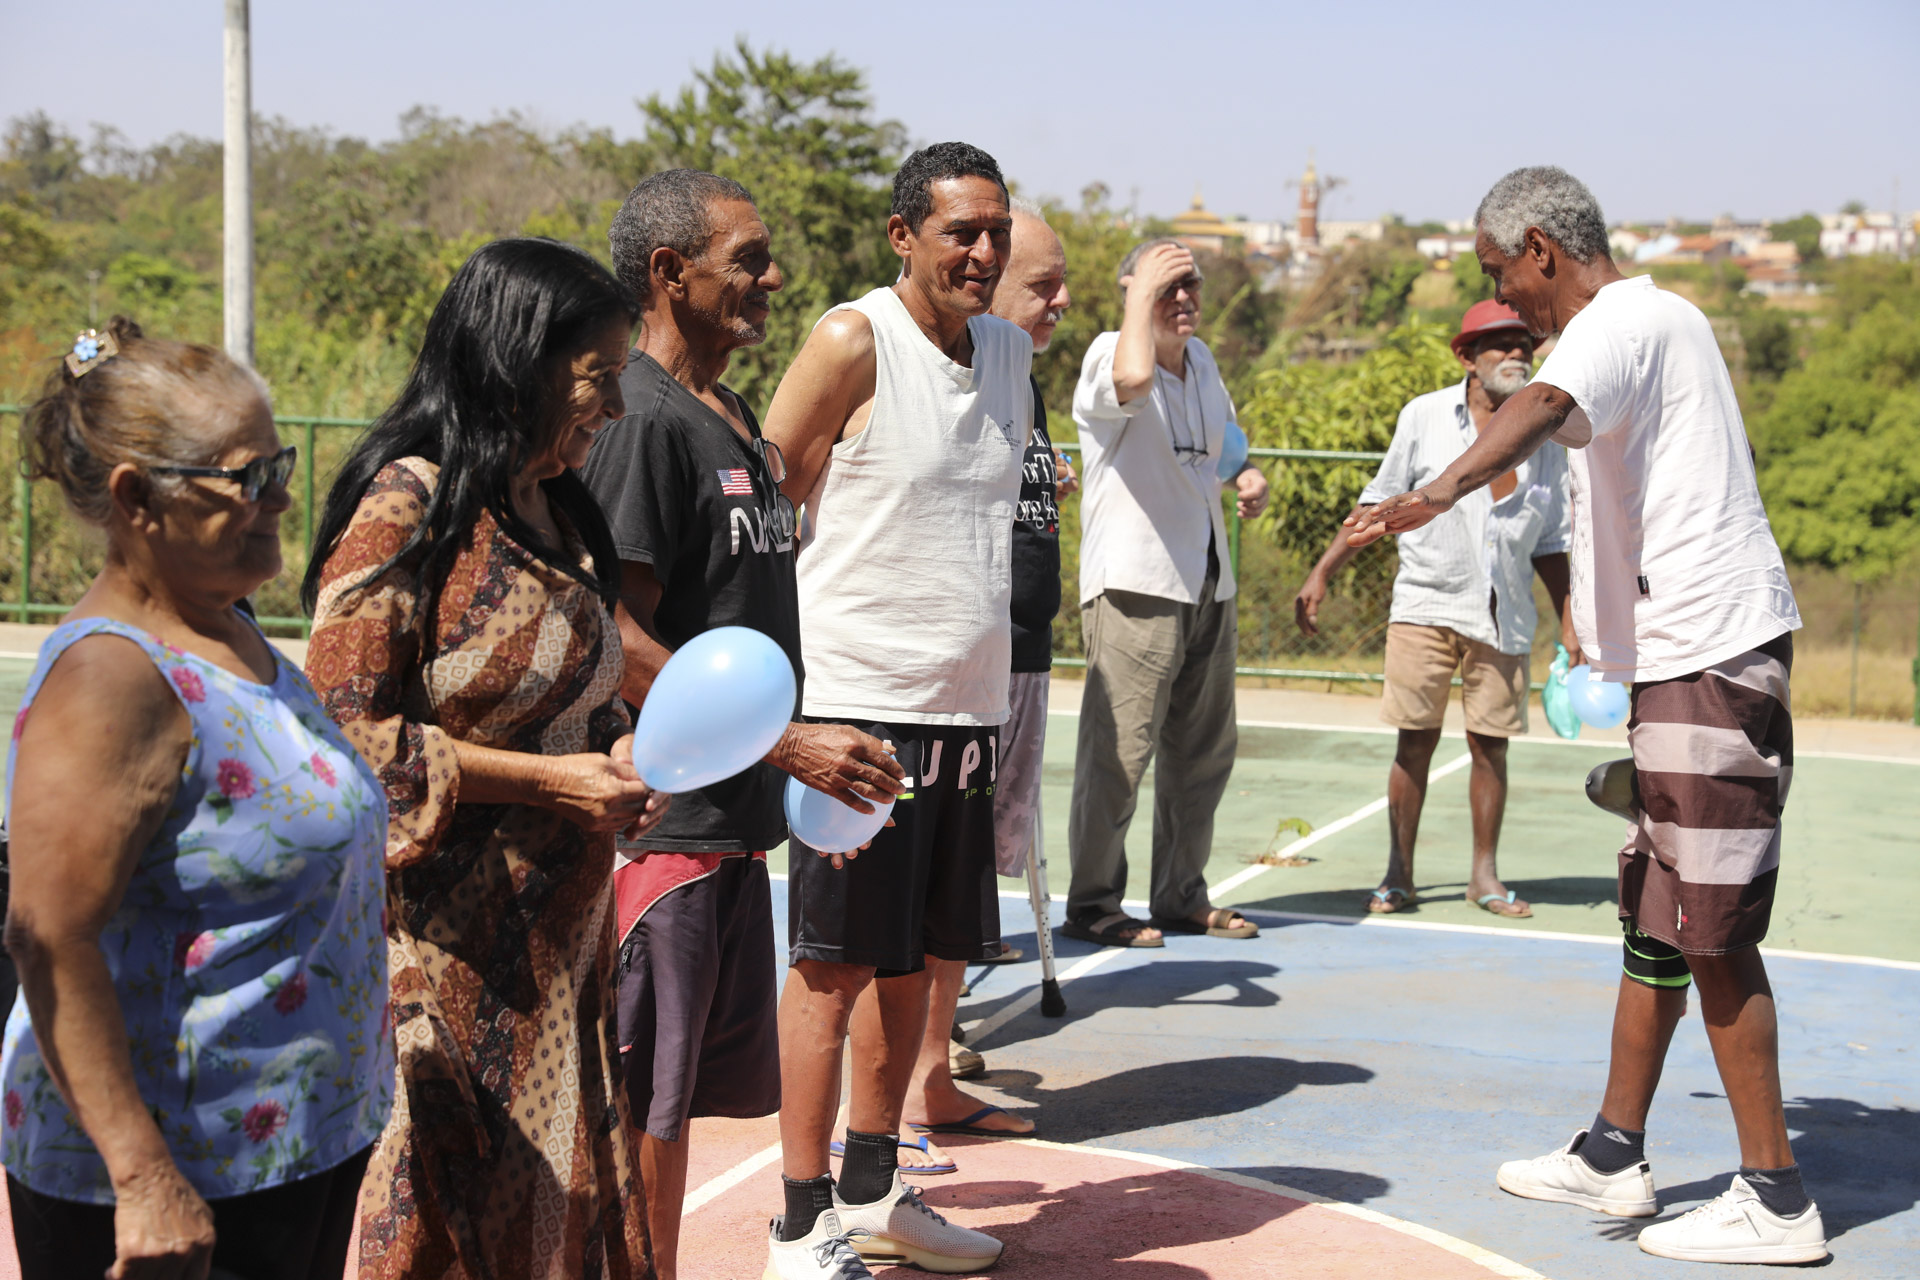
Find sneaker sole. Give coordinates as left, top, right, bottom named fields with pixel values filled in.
left=1496, top=1171, right=1657, bottom=1218
left=854, top=1235, right=1004, bottom=1273
left=1638, top=1238, right=1829, bottom=1264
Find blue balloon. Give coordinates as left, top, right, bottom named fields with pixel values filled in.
left=631, top=626, right=796, bottom=793
left=784, top=773, right=895, bottom=854
left=1566, top=664, right=1630, bottom=729
left=1217, top=421, right=1249, bottom=480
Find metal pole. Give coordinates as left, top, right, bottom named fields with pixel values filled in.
left=1025, top=794, right=1063, bottom=1017
left=302, top=419, right=316, bottom=636
left=1849, top=582, right=1861, bottom=718
left=16, top=474, right=32, bottom=629
left=222, top=0, right=254, bottom=366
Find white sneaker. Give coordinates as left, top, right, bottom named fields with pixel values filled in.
left=1495, top=1129, right=1658, bottom=1217
left=1637, top=1176, right=1828, bottom=1265
left=763, top=1210, right=877, bottom=1280
left=834, top=1169, right=1004, bottom=1273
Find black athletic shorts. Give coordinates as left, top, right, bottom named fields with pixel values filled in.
left=788, top=718, right=1002, bottom=976
left=617, top=854, right=781, bottom=1141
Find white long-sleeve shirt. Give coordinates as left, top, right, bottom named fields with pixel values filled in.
left=1072, top=331, right=1237, bottom=606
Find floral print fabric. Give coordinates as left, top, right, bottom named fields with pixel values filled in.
left=305, top=458, right=649, bottom=1279
left=1, top=617, right=393, bottom=1203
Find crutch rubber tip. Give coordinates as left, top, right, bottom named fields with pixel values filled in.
left=1039, top=979, right=1065, bottom=1018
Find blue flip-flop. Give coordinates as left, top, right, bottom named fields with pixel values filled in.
left=907, top=1105, right=1034, bottom=1138
left=828, top=1131, right=958, bottom=1176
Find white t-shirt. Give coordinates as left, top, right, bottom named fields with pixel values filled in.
left=1072, top=332, right=1236, bottom=606
left=1532, top=274, right=1799, bottom=682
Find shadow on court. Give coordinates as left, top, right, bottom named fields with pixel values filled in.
left=1237, top=873, right=1620, bottom=918
left=976, top=1055, right=1373, bottom=1145
left=966, top=958, right=1284, bottom=1042
left=1223, top=1165, right=1394, bottom=1204
left=915, top=1165, right=1306, bottom=1276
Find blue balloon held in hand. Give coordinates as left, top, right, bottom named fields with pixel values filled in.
left=1567, top=664, right=1630, bottom=729
left=784, top=774, right=894, bottom=855
left=1217, top=421, right=1249, bottom=481
left=631, top=626, right=796, bottom=793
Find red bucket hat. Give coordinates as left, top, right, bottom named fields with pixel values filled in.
left=1451, top=299, right=1531, bottom=357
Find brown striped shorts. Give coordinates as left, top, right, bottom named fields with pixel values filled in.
left=1619, top=632, right=1793, bottom=955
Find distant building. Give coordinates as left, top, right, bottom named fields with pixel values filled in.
left=1417, top=233, right=1477, bottom=260
left=1819, top=212, right=1917, bottom=257
left=1609, top=227, right=1648, bottom=258
left=1171, top=188, right=1236, bottom=255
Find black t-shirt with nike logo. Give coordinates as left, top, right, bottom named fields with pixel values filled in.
left=580, top=350, right=803, bottom=853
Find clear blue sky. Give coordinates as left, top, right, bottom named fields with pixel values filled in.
left=4, top=0, right=1915, bottom=226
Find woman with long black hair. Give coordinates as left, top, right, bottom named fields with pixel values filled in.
left=302, top=237, right=668, bottom=1279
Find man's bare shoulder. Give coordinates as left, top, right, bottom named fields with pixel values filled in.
left=801, top=308, right=876, bottom=375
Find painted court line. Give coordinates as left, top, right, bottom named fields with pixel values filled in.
left=1210, top=750, right=1474, bottom=899
left=682, top=1141, right=783, bottom=1216
left=1011, top=1138, right=1550, bottom=1280
left=1046, top=704, right=1920, bottom=766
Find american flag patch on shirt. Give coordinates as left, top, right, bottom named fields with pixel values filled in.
left=716, top=468, right=754, bottom=496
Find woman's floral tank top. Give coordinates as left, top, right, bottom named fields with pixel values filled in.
left=2, top=616, right=394, bottom=1202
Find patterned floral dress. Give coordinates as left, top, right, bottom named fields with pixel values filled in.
left=2, top=617, right=392, bottom=1203
left=305, top=458, right=649, bottom=1279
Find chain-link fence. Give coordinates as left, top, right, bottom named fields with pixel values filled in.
left=5, top=407, right=1917, bottom=721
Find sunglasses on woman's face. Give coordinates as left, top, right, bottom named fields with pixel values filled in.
left=150, top=445, right=298, bottom=503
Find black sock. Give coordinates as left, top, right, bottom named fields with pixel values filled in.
left=1575, top=1113, right=1646, bottom=1174
left=837, top=1129, right=899, bottom=1206
left=779, top=1175, right=835, bottom=1242
left=1740, top=1164, right=1810, bottom=1217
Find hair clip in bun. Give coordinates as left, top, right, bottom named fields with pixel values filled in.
left=66, top=328, right=119, bottom=379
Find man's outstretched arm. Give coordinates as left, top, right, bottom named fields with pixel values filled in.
left=1345, top=382, right=1576, bottom=546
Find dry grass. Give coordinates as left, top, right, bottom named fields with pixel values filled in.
left=1789, top=644, right=1915, bottom=721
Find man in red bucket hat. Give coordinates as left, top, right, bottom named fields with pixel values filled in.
left=1291, top=298, right=1580, bottom=917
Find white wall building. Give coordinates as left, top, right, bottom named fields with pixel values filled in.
left=1819, top=212, right=1916, bottom=257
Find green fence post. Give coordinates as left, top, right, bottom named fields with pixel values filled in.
left=1228, top=499, right=1242, bottom=579
left=1912, top=583, right=1920, bottom=726
left=302, top=420, right=316, bottom=638
left=16, top=470, right=31, bottom=625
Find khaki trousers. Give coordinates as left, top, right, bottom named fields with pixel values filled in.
left=1066, top=582, right=1238, bottom=922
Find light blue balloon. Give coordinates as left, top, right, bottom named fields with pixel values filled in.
left=1217, top=421, right=1250, bottom=480
left=1566, top=664, right=1630, bottom=729
left=784, top=773, right=895, bottom=854
left=631, top=626, right=796, bottom=793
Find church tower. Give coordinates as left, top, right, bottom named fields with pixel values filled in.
left=1297, top=151, right=1321, bottom=249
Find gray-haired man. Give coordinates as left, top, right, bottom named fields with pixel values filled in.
left=583, top=169, right=907, bottom=1280
left=1350, top=166, right=1824, bottom=1266
left=1063, top=238, right=1269, bottom=948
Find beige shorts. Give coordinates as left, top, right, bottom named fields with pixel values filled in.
left=1381, top=623, right=1529, bottom=737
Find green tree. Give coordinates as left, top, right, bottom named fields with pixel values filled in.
left=1451, top=248, right=1496, bottom=305
left=589, top=40, right=907, bottom=411
left=1769, top=213, right=1823, bottom=262
left=1754, top=279, right=1920, bottom=582
left=1739, top=307, right=1797, bottom=382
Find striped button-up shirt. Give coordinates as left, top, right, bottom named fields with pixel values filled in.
left=1359, top=378, right=1570, bottom=655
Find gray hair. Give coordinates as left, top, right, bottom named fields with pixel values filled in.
left=608, top=169, right=755, bottom=304
left=1117, top=236, right=1200, bottom=287
left=1009, top=195, right=1047, bottom=221
left=1474, top=166, right=1610, bottom=264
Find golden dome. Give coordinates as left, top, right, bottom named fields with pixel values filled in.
left=1172, top=185, right=1229, bottom=236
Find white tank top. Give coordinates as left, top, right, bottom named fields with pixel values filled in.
left=796, top=286, right=1033, bottom=725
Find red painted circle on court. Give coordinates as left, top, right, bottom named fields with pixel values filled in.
left=679, top=1125, right=1527, bottom=1279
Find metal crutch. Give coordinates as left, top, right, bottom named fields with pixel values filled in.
left=1024, top=792, right=1065, bottom=1017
